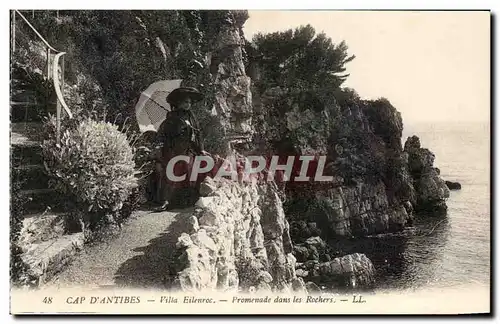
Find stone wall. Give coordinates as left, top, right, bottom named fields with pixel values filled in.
left=170, top=176, right=377, bottom=292
left=171, top=177, right=305, bottom=293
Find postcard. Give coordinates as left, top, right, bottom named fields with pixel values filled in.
left=9, top=9, right=491, bottom=315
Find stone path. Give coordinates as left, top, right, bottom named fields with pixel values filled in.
left=46, top=208, right=193, bottom=290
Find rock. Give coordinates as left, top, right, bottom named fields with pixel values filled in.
left=296, top=269, right=309, bottom=277
left=257, top=271, right=273, bottom=284
left=20, top=232, right=84, bottom=285
left=210, top=20, right=253, bottom=137
left=176, top=233, right=193, bottom=249
left=18, top=213, right=66, bottom=251
left=305, top=236, right=326, bottom=250
left=416, top=169, right=450, bottom=200
left=198, top=210, right=220, bottom=227
left=403, top=201, right=413, bottom=214
left=177, top=246, right=214, bottom=290
left=445, top=180, right=462, bottom=190
left=308, top=245, right=320, bottom=261
left=363, top=98, right=404, bottom=150
left=291, top=277, right=307, bottom=292
left=195, top=196, right=218, bottom=209
left=282, top=219, right=293, bottom=254
left=404, top=136, right=450, bottom=214
left=191, top=229, right=217, bottom=252
left=404, top=135, right=421, bottom=155
left=256, top=281, right=272, bottom=292
left=293, top=245, right=309, bottom=262
left=304, top=260, right=319, bottom=270
left=171, top=179, right=301, bottom=292
left=307, top=222, right=321, bottom=236
left=414, top=168, right=449, bottom=215
left=199, top=177, right=218, bottom=196
left=289, top=221, right=311, bottom=243
left=298, top=182, right=410, bottom=237
left=305, top=281, right=321, bottom=294
left=186, top=216, right=199, bottom=233
left=310, top=253, right=375, bottom=289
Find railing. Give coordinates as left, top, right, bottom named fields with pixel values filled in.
left=11, top=10, right=73, bottom=142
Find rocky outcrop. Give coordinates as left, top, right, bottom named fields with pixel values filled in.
left=445, top=180, right=462, bottom=190
left=293, top=182, right=411, bottom=238
left=252, top=86, right=336, bottom=154
left=293, top=236, right=332, bottom=263
left=170, top=177, right=377, bottom=292
left=363, top=98, right=404, bottom=151
left=206, top=12, right=253, bottom=147
left=404, top=136, right=450, bottom=214
left=170, top=177, right=305, bottom=293
left=287, top=185, right=411, bottom=242
left=296, top=253, right=375, bottom=290
left=250, top=82, right=416, bottom=242
left=210, top=28, right=253, bottom=136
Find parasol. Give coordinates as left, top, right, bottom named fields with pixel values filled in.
left=135, top=79, right=183, bottom=133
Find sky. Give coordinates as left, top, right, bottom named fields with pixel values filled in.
left=243, top=11, right=490, bottom=124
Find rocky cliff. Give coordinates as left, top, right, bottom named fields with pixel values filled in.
left=404, top=135, right=450, bottom=214
left=169, top=177, right=303, bottom=292
left=251, top=86, right=416, bottom=239
left=169, top=176, right=376, bottom=292
left=249, top=64, right=448, bottom=244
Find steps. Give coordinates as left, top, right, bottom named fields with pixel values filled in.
left=11, top=115, right=82, bottom=286
left=20, top=189, right=65, bottom=214
left=11, top=103, right=47, bottom=123
left=11, top=12, right=84, bottom=286
left=10, top=63, right=57, bottom=123
left=21, top=232, right=85, bottom=285
left=19, top=212, right=67, bottom=247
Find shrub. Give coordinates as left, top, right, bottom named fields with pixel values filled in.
left=42, top=116, right=138, bottom=232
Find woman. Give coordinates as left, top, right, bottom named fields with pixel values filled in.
left=153, top=87, right=204, bottom=212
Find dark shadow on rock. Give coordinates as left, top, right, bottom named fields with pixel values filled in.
left=112, top=208, right=194, bottom=289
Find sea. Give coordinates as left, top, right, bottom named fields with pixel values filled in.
left=340, top=121, right=491, bottom=291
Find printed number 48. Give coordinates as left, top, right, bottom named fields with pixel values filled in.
left=43, top=297, right=53, bottom=304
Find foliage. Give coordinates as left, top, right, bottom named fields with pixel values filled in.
left=23, top=10, right=238, bottom=126
left=247, top=25, right=356, bottom=155
left=15, top=9, right=256, bottom=164
left=250, top=24, right=355, bottom=95
left=10, top=170, right=37, bottom=288
left=42, top=116, right=138, bottom=232
left=249, top=26, right=393, bottom=187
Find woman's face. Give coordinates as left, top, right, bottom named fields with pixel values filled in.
left=177, top=97, right=192, bottom=110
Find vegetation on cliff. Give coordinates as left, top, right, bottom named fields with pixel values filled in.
left=247, top=23, right=447, bottom=242
left=21, top=11, right=242, bottom=124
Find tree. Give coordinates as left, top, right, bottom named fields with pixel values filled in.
left=250, top=24, right=355, bottom=93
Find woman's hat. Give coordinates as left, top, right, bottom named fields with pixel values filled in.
left=166, top=87, right=203, bottom=106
